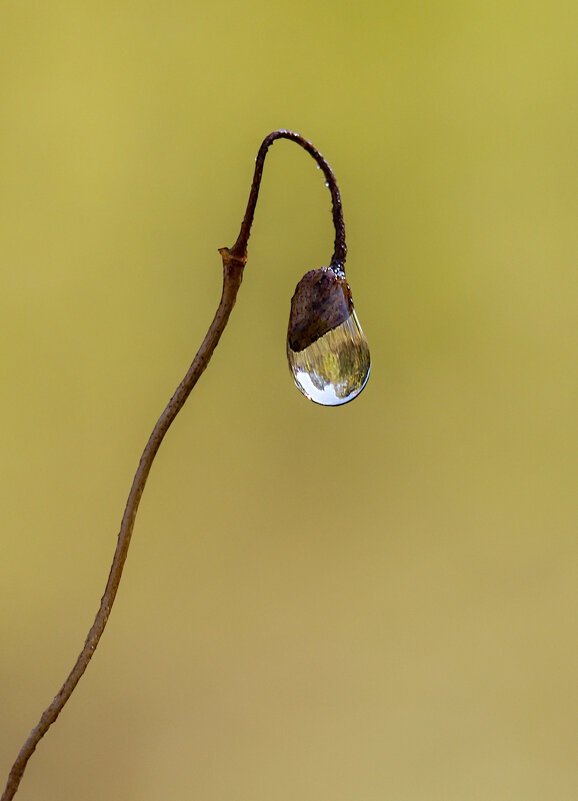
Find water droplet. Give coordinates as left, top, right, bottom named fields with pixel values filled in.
left=287, top=267, right=370, bottom=406
left=288, top=312, right=370, bottom=405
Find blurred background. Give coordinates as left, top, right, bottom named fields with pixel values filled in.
left=1, top=1, right=577, bottom=799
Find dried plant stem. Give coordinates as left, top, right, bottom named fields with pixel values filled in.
left=229, top=129, right=346, bottom=269
left=2, top=129, right=341, bottom=800
left=1, top=251, right=244, bottom=801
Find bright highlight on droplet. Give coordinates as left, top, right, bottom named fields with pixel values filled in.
left=287, top=310, right=371, bottom=406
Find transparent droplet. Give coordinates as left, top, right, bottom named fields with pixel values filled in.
left=288, top=310, right=370, bottom=405
left=287, top=267, right=371, bottom=406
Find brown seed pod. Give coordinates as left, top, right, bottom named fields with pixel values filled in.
left=287, top=267, right=354, bottom=352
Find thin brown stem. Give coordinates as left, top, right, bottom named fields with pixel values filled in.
left=2, top=129, right=344, bottom=800
left=229, top=129, right=347, bottom=271
left=1, top=251, right=244, bottom=801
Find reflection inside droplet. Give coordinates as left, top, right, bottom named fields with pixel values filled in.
left=287, top=310, right=370, bottom=406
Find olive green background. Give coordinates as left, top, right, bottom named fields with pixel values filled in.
left=1, top=1, right=577, bottom=799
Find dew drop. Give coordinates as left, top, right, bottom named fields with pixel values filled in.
left=288, top=312, right=370, bottom=405
left=287, top=267, right=370, bottom=406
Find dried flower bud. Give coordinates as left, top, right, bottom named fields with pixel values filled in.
left=287, top=267, right=354, bottom=352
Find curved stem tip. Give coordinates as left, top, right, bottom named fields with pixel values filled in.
left=229, top=130, right=347, bottom=271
